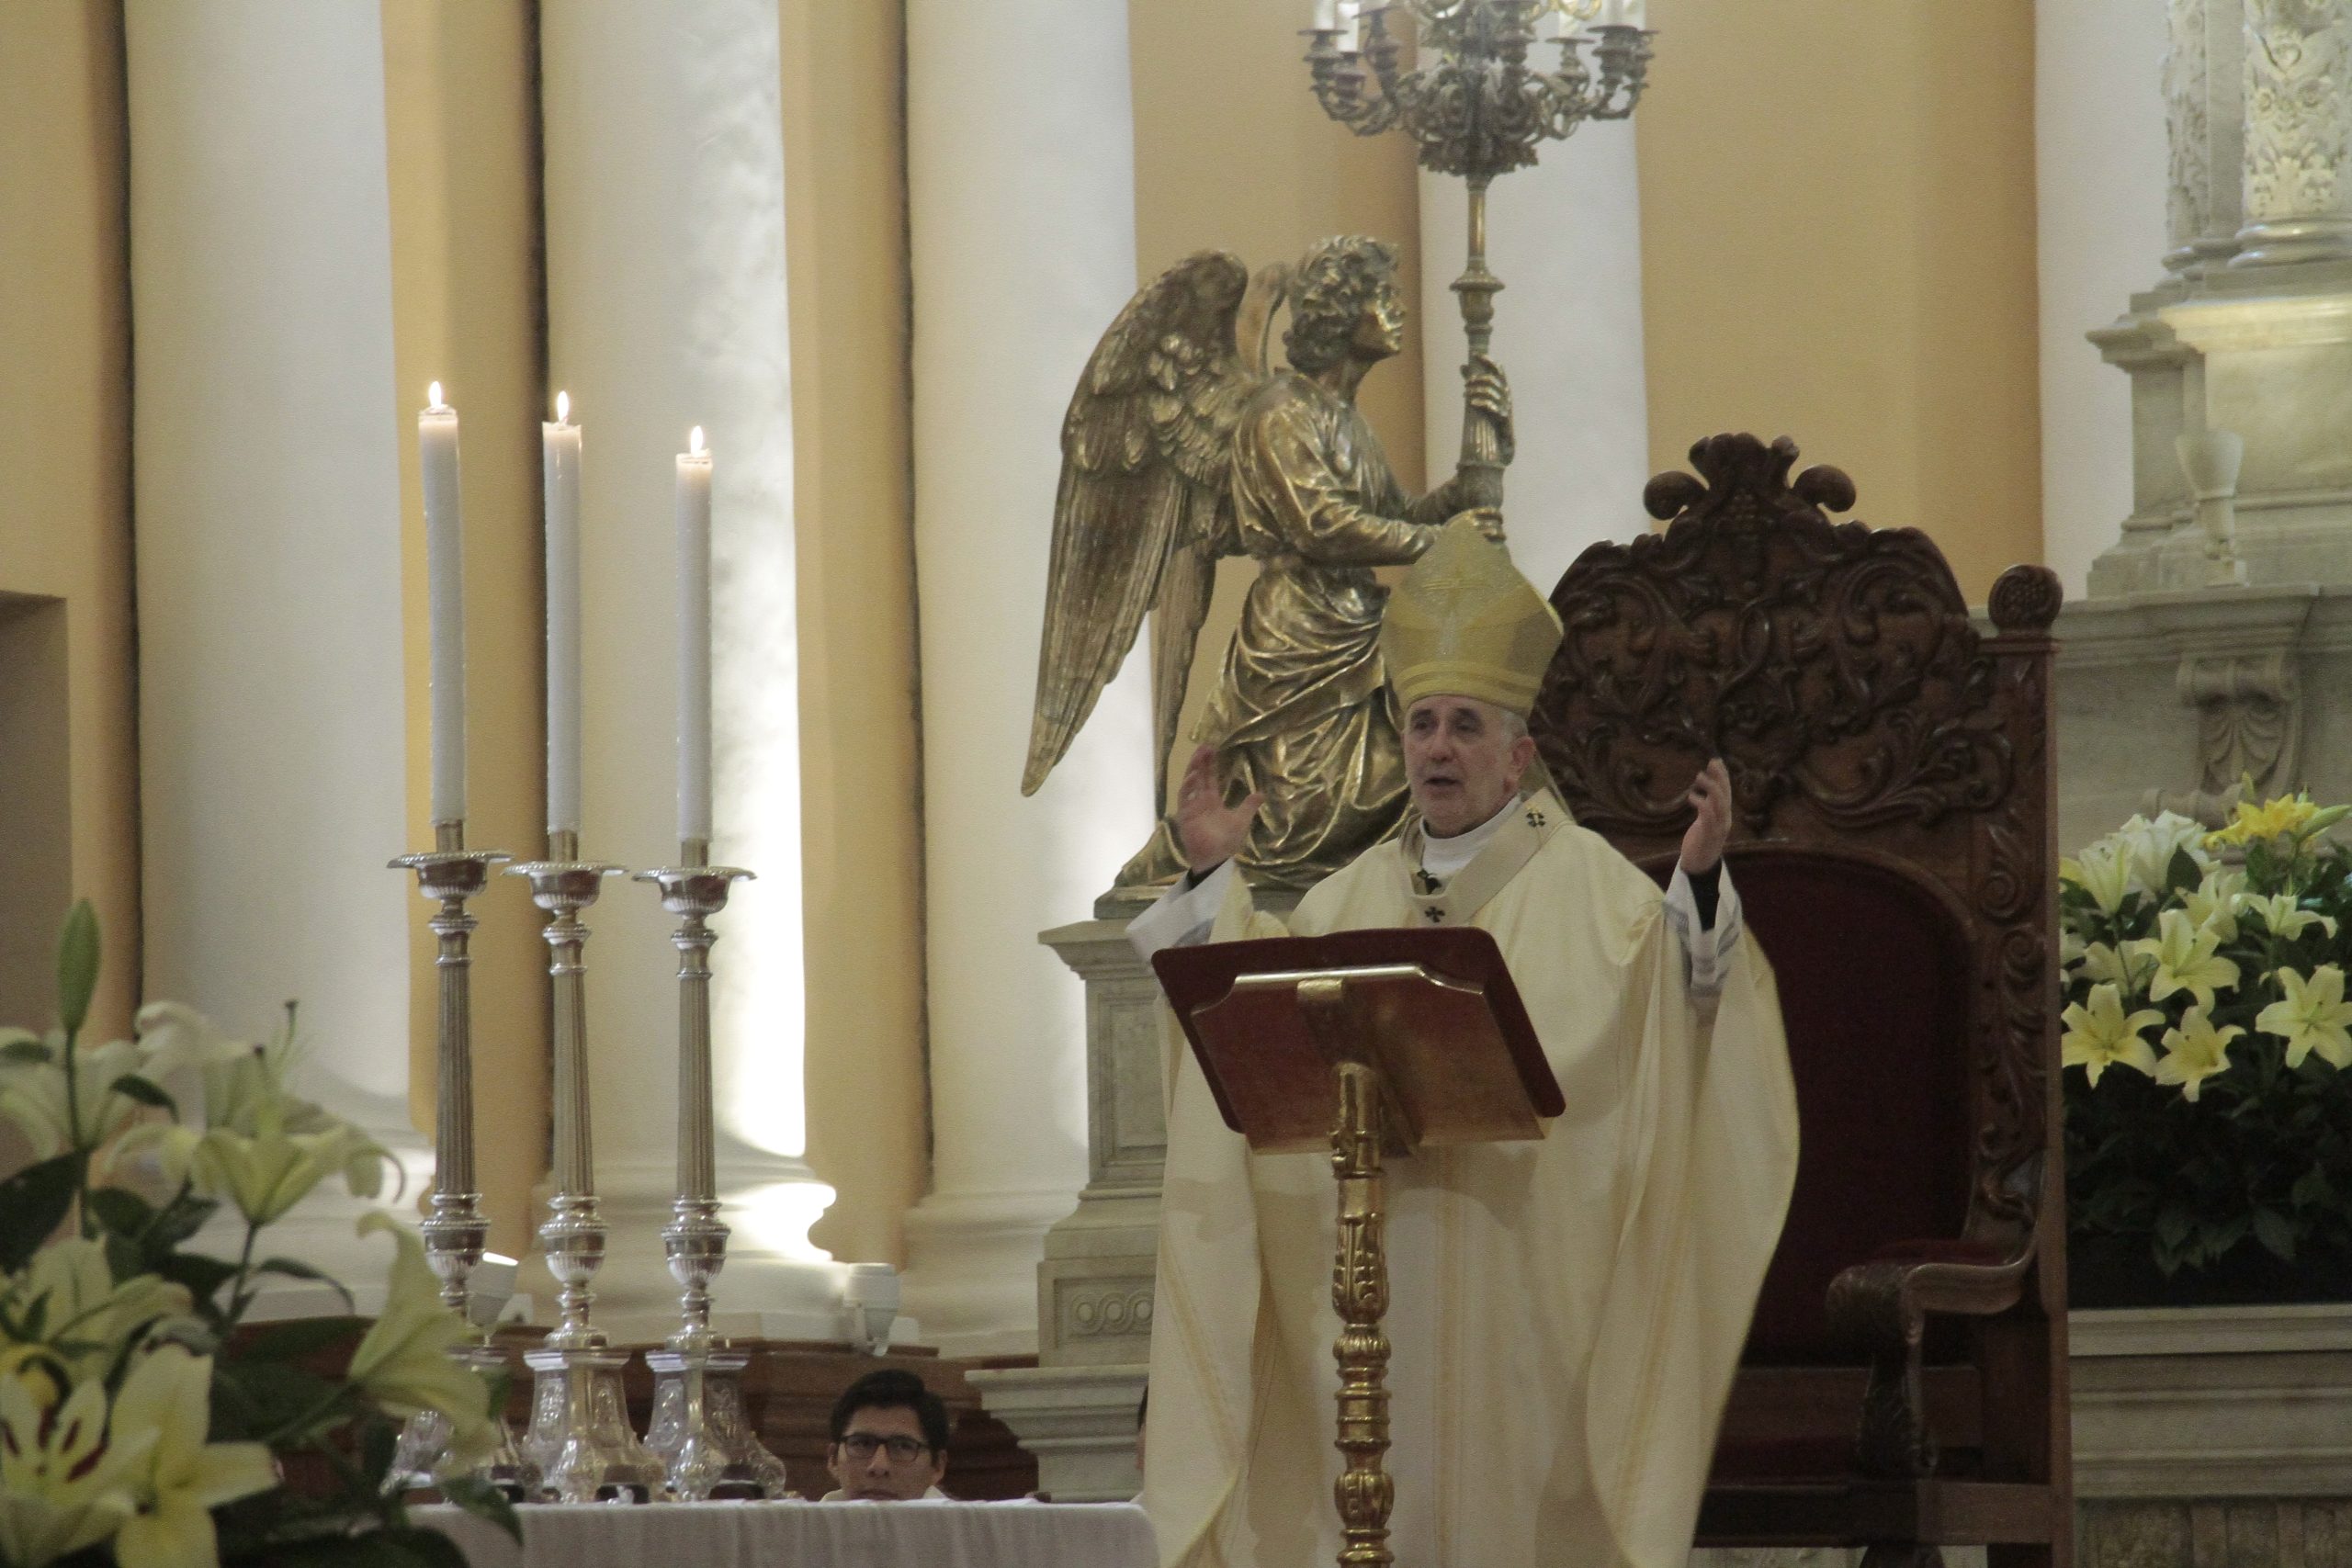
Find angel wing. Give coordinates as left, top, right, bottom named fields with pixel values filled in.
left=1023, top=252, right=1286, bottom=800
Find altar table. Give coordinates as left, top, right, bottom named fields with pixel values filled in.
left=424, top=1499, right=1157, bottom=1568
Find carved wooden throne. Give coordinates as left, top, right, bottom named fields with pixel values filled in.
left=1530, top=434, right=2071, bottom=1568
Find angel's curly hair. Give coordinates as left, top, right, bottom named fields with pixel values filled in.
left=1283, top=235, right=1402, bottom=375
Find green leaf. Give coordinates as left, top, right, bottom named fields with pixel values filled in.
left=438, top=1476, right=522, bottom=1545
left=360, top=1414, right=399, bottom=1490
left=1, top=1037, right=52, bottom=1066
left=234, top=1315, right=365, bottom=1366
left=2254, top=1208, right=2298, bottom=1261
left=2166, top=845, right=2203, bottom=897
left=55, top=899, right=98, bottom=1036
left=211, top=1359, right=343, bottom=1442
left=109, top=1073, right=176, bottom=1114
left=86, top=1185, right=157, bottom=1239
left=0, top=1154, right=79, bottom=1273
left=254, top=1258, right=356, bottom=1313
left=149, top=1192, right=221, bottom=1250
left=155, top=1251, right=241, bottom=1303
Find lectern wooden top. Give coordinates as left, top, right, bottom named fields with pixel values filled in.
left=1153, top=927, right=1564, bottom=1155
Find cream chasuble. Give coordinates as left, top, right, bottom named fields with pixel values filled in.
left=1141, top=788, right=1798, bottom=1568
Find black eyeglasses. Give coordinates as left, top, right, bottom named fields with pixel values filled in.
left=840, top=1433, right=931, bottom=1462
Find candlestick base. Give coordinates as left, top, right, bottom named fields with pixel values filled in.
left=644, top=1348, right=788, bottom=1500
left=521, top=1347, right=664, bottom=1504
left=387, top=1341, right=541, bottom=1501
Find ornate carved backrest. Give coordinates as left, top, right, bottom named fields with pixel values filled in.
left=1530, top=433, right=2064, bottom=1368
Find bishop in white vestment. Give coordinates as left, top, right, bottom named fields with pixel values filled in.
left=1129, top=519, right=1800, bottom=1568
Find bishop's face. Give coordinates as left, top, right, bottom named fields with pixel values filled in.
left=1404, top=694, right=1535, bottom=838
left=1349, top=280, right=1408, bottom=362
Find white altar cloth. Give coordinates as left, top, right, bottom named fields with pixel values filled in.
left=424, top=1499, right=1157, bottom=1568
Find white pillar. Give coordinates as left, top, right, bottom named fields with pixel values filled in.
left=124, top=4, right=421, bottom=1307
left=902, top=0, right=1155, bottom=1355
left=1419, top=131, right=1651, bottom=598
left=540, top=0, right=841, bottom=1340
left=2036, top=0, right=2171, bottom=595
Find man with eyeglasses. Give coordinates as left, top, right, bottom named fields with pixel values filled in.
left=818, top=1370, right=952, bottom=1501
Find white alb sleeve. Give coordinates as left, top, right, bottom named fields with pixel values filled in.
left=1125, top=861, right=1238, bottom=963
left=1661, top=861, right=1745, bottom=998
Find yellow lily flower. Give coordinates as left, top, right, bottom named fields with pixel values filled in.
left=2154, top=1007, right=2244, bottom=1101
left=107, top=1347, right=277, bottom=1568
left=347, top=1214, right=496, bottom=1454
left=2184, top=867, right=2247, bottom=942
left=2062, top=984, right=2165, bottom=1087
left=2076, top=940, right=2151, bottom=995
left=2208, top=791, right=2352, bottom=848
left=2242, top=892, right=2337, bottom=944
left=2060, top=844, right=2131, bottom=915
left=2127, top=908, right=2242, bottom=1012
left=2256, top=964, right=2352, bottom=1070
left=0, top=1371, right=148, bottom=1568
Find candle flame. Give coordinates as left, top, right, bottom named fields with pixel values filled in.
left=689, top=426, right=707, bottom=457
left=427, top=380, right=445, bottom=409
left=555, top=389, right=571, bottom=423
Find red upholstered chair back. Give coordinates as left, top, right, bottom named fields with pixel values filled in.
left=1725, top=848, right=1973, bottom=1364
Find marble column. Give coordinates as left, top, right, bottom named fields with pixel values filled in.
left=2039, top=0, right=2171, bottom=595
left=124, top=4, right=423, bottom=1310
left=1417, top=129, right=1649, bottom=595
left=900, top=0, right=1156, bottom=1355
left=539, top=0, right=843, bottom=1341
left=2233, top=0, right=2352, bottom=266
left=2165, top=0, right=2247, bottom=276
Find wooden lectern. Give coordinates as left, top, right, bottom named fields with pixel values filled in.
left=1153, top=928, right=1563, bottom=1568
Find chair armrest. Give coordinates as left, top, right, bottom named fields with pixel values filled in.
left=1824, top=1239, right=2033, bottom=1479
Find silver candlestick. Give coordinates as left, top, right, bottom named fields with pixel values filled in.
left=386, top=821, right=540, bottom=1500
left=507, top=829, right=663, bottom=1504
left=637, top=842, right=786, bottom=1500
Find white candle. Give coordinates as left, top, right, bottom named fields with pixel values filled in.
left=420, top=382, right=466, bottom=823
left=1338, top=0, right=1361, bottom=49
left=676, top=426, right=714, bottom=850
left=1312, top=0, right=1337, bottom=28
left=542, top=390, right=583, bottom=835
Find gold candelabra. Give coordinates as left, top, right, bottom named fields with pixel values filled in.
left=636, top=843, right=788, bottom=1500
left=385, top=820, right=539, bottom=1500
left=507, top=830, right=663, bottom=1504
left=1306, top=0, right=1653, bottom=517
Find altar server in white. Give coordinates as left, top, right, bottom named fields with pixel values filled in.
left=1129, top=517, right=1798, bottom=1568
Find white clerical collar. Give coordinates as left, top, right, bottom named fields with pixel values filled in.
left=1418, top=794, right=1521, bottom=882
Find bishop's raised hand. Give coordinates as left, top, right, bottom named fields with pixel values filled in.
left=1173, top=743, right=1264, bottom=874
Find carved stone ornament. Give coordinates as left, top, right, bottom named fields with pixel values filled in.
left=2170, top=0, right=2216, bottom=260
left=2180, top=648, right=2302, bottom=794
left=2238, top=0, right=2352, bottom=263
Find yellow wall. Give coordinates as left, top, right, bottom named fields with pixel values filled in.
left=1634, top=0, right=2043, bottom=601
left=381, top=0, right=551, bottom=1257
left=1126, top=0, right=1429, bottom=800
left=0, top=1, right=138, bottom=1043
left=782, top=0, right=928, bottom=1266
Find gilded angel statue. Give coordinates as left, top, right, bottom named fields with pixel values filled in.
left=1023, top=234, right=1512, bottom=892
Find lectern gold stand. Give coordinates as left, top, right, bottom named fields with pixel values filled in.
left=1153, top=928, right=1564, bottom=1568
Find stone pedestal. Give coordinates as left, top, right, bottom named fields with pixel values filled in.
left=2074, top=1304, right=2352, bottom=1568
left=969, top=912, right=1165, bottom=1502
left=2044, top=585, right=2352, bottom=853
